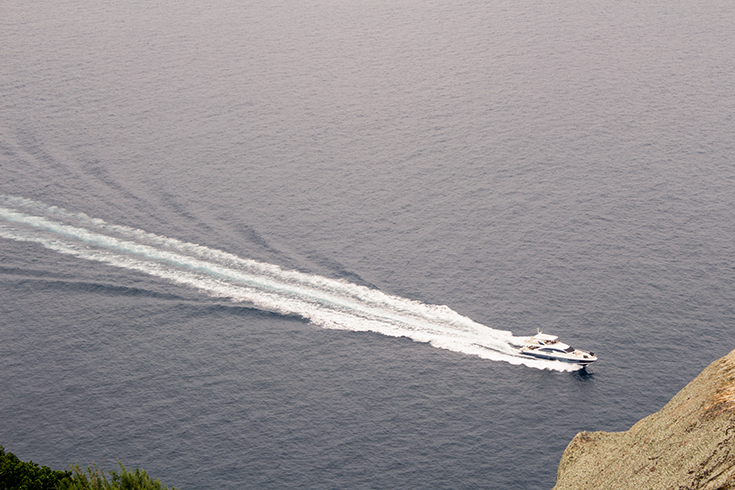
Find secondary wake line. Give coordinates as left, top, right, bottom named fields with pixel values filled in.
left=0, top=195, right=582, bottom=371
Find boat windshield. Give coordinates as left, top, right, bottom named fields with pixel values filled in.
left=564, top=346, right=575, bottom=353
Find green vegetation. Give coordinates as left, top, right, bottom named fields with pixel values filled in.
left=0, top=447, right=176, bottom=490
left=0, top=447, right=70, bottom=490
left=57, top=463, right=176, bottom=490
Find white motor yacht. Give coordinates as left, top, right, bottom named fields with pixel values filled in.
left=519, top=332, right=597, bottom=365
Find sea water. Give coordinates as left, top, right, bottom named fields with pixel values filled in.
left=1, top=1, right=734, bottom=488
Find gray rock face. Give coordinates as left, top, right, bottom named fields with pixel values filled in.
left=554, top=349, right=735, bottom=490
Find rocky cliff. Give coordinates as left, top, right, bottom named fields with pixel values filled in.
left=554, top=348, right=735, bottom=490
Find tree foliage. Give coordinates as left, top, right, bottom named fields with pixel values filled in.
left=0, top=447, right=176, bottom=490
left=57, top=463, right=175, bottom=490
left=0, top=446, right=71, bottom=490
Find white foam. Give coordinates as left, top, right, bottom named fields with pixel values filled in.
left=0, top=195, right=582, bottom=371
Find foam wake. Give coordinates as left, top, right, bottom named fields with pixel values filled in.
left=0, top=195, right=581, bottom=371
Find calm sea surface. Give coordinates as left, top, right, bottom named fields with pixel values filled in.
left=2, top=1, right=734, bottom=488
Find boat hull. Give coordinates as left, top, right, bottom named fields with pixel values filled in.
left=519, top=350, right=597, bottom=365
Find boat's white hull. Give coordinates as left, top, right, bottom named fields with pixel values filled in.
left=519, top=349, right=597, bottom=365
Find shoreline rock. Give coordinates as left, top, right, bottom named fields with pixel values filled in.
left=553, top=349, right=735, bottom=490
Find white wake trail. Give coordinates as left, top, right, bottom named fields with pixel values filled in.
left=0, top=195, right=581, bottom=371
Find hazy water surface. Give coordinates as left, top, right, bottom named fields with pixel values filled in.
left=2, top=1, right=734, bottom=488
